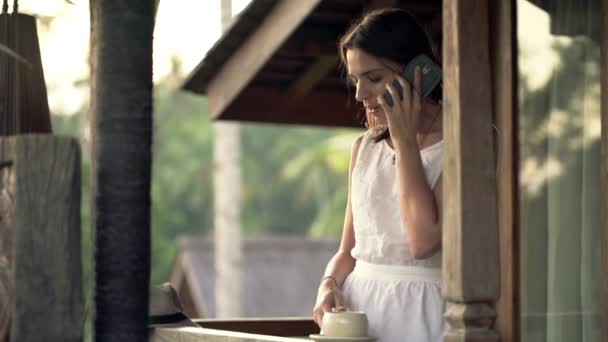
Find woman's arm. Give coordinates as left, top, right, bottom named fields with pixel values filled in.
left=379, top=68, right=443, bottom=259
left=313, top=135, right=362, bottom=323
left=394, top=143, right=442, bottom=259
left=319, top=134, right=362, bottom=287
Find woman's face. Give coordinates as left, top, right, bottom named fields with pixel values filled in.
left=345, top=48, right=401, bottom=126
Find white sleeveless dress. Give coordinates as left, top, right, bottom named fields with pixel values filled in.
left=342, top=130, right=448, bottom=342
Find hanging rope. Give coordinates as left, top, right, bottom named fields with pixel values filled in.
left=0, top=3, right=14, bottom=135
left=1, top=10, right=6, bottom=134
left=11, top=0, right=19, bottom=133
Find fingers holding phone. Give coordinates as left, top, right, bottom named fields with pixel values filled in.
left=378, top=68, right=421, bottom=142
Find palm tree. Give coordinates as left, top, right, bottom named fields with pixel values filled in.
left=89, top=1, right=154, bottom=341
left=281, top=131, right=359, bottom=237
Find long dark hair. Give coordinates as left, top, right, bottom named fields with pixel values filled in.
left=339, top=8, right=441, bottom=141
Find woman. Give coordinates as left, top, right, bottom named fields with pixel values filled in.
left=312, top=8, right=447, bottom=342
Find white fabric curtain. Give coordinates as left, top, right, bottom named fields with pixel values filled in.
left=518, top=0, right=603, bottom=341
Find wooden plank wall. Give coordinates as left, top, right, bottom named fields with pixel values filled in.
left=0, top=135, right=82, bottom=342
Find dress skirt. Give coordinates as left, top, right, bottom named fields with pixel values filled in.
left=342, top=260, right=449, bottom=342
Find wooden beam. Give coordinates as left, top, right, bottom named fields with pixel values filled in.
left=601, top=0, right=608, bottom=341
left=286, top=55, right=337, bottom=98
left=181, top=0, right=278, bottom=95
left=219, top=86, right=361, bottom=128
left=442, top=0, right=500, bottom=341
left=207, top=0, right=322, bottom=120
left=154, top=0, right=160, bottom=23
left=490, top=0, right=518, bottom=341
left=0, top=134, right=82, bottom=342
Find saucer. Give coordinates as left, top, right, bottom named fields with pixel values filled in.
left=309, top=334, right=376, bottom=342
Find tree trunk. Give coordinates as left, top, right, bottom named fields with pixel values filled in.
left=214, top=0, right=242, bottom=318
left=90, top=1, right=154, bottom=341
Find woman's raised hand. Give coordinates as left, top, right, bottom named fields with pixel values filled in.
left=378, top=66, right=423, bottom=148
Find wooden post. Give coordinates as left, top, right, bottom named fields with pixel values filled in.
left=0, top=134, right=82, bottom=342
left=600, top=0, right=608, bottom=341
left=214, top=0, right=242, bottom=319
left=490, top=0, right=518, bottom=340
left=442, top=0, right=500, bottom=341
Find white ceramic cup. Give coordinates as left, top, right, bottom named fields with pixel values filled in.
left=321, top=310, right=369, bottom=337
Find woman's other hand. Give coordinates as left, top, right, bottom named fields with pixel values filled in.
left=312, top=278, right=346, bottom=327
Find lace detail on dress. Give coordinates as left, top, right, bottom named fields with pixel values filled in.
left=350, top=131, right=443, bottom=268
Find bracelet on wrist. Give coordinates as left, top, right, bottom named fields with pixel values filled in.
left=321, top=275, right=339, bottom=288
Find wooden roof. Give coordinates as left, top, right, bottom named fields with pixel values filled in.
left=181, top=0, right=441, bottom=127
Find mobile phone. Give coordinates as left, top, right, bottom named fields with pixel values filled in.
left=382, top=54, right=442, bottom=107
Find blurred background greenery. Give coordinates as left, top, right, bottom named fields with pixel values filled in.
left=51, top=61, right=360, bottom=321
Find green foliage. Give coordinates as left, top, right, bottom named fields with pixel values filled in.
left=240, top=123, right=355, bottom=236
left=150, top=84, right=213, bottom=283
left=279, top=132, right=359, bottom=237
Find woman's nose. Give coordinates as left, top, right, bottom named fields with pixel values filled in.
left=355, top=84, right=371, bottom=103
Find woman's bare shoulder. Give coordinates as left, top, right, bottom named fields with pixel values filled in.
left=350, top=131, right=369, bottom=167
left=352, top=132, right=367, bottom=155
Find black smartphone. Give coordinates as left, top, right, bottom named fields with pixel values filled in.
left=382, top=54, right=442, bottom=107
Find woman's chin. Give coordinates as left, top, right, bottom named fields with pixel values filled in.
left=368, top=109, right=387, bottom=122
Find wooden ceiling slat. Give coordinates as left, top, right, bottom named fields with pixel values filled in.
left=279, top=40, right=338, bottom=57
left=286, top=54, right=338, bottom=98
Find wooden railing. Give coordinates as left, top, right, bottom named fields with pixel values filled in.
left=194, top=318, right=318, bottom=337
left=150, top=317, right=317, bottom=342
